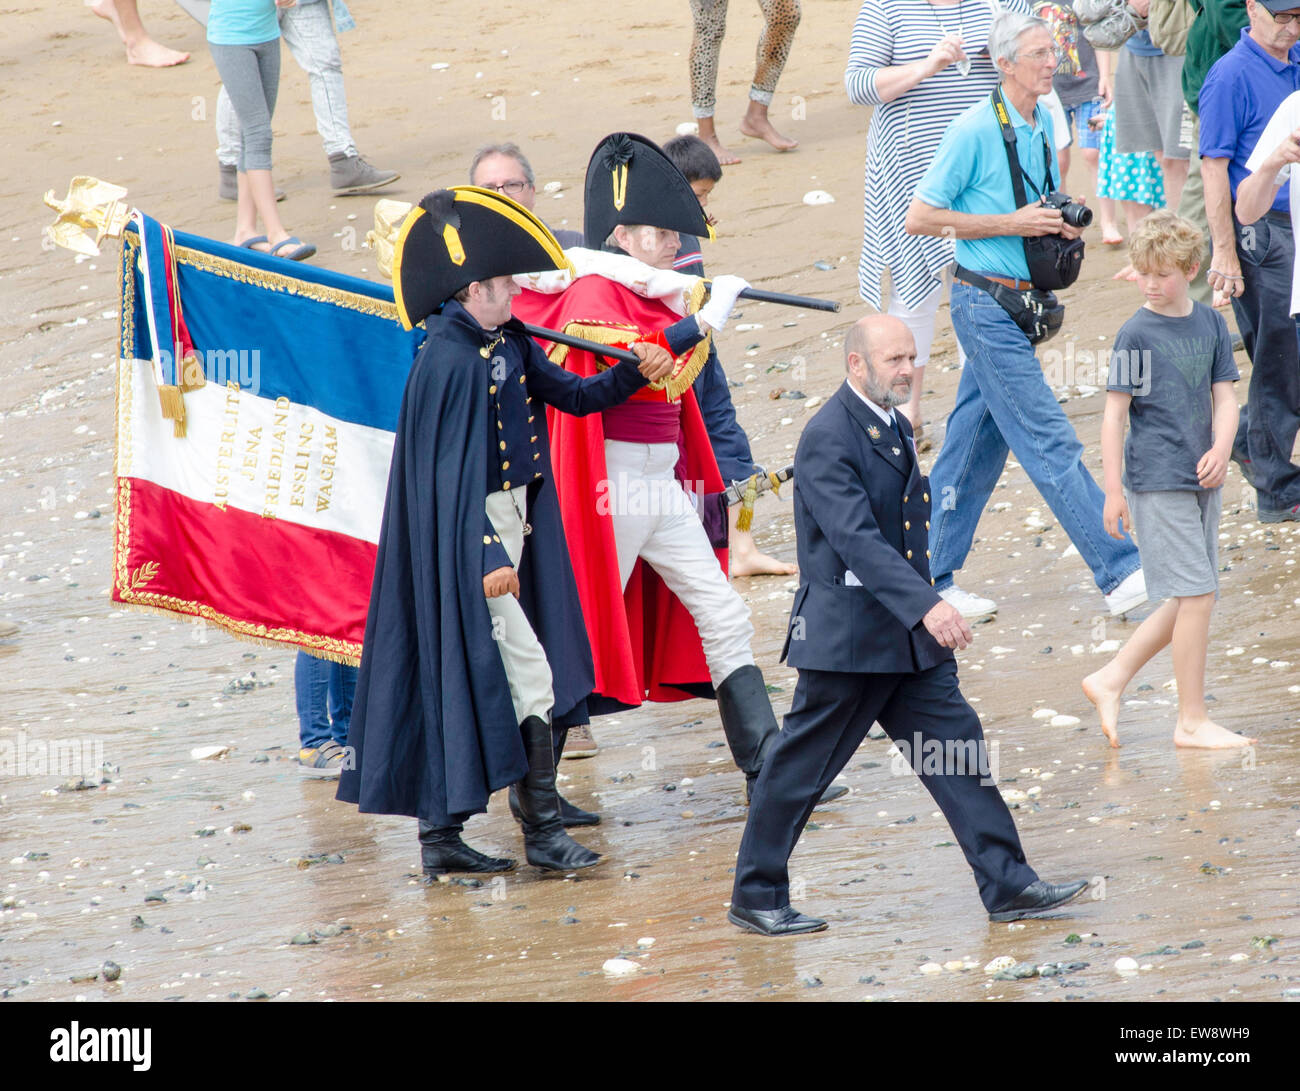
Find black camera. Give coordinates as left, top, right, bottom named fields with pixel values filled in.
left=1041, top=191, right=1093, bottom=229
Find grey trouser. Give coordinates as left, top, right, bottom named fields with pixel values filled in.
left=209, top=38, right=280, bottom=172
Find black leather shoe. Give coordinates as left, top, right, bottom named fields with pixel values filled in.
left=514, top=716, right=601, bottom=871
left=417, top=821, right=515, bottom=877
left=988, top=878, right=1089, bottom=922
left=727, top=904, right=828, bottom=937
left=508, top=785, right=602, bottom=828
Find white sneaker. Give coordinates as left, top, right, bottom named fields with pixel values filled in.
left=1105, top=569, right=1148, bottom=616
left=939, top=584, right=998, bottom=619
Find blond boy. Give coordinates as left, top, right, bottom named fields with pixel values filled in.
left=1083, top=211, right=1255, bottom=749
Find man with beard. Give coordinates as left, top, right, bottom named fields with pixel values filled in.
left=728, top=315, right=1089, bottom=935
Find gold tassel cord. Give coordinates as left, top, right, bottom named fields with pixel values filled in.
left=156, top=384, right=187, bottom=438
left=736, top=475, right=758, bottom=532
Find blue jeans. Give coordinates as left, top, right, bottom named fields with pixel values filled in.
left=929, top=282, right=1141, bottom=595
left=295, top=651, right=357, bottom=749
left=1230, top=213, right=1300, bottom=513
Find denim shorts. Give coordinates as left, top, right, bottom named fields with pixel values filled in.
left=1063, top=99, right=1104, bottom=151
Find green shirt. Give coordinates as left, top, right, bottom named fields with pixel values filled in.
left=1183, top=0, right=1249, bottom=112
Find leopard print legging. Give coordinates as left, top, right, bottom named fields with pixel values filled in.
left=689, top=0, right=802, bottom=118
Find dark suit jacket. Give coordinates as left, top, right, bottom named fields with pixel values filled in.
left=781, top=381, right=950, bottom=674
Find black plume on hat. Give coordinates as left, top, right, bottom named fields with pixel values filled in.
left=392, top=186, right=571, bottom=330
left=583, top=132, right=713, bottom=250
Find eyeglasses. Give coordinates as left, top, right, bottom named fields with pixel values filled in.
left=1263, top=7, right=1300, bottom=24
left=1019, top=47, right=1061, bottom=64
left=484, top=180, right=532, bottom=196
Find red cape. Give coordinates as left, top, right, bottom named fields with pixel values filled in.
left=514, top=276, right=725, bottom=709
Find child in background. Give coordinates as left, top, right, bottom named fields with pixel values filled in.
left=1083, top=211, right=1253, bottom=750
left=1096, top=106, right=1165, bottom=278
left=207, top=0, right=317, bottom=260
left=662, top=133, right=796, bottom=578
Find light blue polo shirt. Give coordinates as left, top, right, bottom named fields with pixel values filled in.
left=914, top=93, right=1058, bottom=282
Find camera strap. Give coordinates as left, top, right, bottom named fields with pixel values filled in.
left=991, top=87, right=1054, bottom=206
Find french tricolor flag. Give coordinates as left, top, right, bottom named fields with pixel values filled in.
left=114, top=215, right=423, bottom=663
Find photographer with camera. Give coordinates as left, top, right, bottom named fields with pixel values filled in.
left=905, top=10, right=1146, bottom=620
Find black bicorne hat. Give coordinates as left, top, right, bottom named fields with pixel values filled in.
left=583, top=132, right=714, bottom=250
left=392, top=186, right=572, bottom=330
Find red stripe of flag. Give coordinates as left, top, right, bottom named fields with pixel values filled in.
left=115, top=478, right=374, bottom=648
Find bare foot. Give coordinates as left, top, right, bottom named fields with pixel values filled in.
left=1112, top=263, right=1138, bottom=282
left=1101, top=231, right=1124, bottom=246
left=1082, top=670, right=1123, bottom=748
left=738, top=111, right=798, bottom=152
left=1173, top=718, right=1256, bottom=749
left=730, top=546, right=797, bottom=578
left=125, top=38, right=190, bottom=67
left=702, top=133, right=740, bottom=166
left=91, top=0, right=189, bottom=67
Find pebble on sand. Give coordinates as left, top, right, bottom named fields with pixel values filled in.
left=102, top=960, right=121, bottom=982
left=190, top=745, right=232, bottom=761
left=803, top=190, right=835, bottom=206
left=1050, top=715, right=1081, bottom=727
left=1114, top=957, right=1139, bottom=974
left=918, top=962, right=943, bottom=975
left=602, top=958, right=640, bottom=976
left=636, top=937, right=655, bottom=948
left=1031, top=708, right=1058, bottom=720
left=984, top=956, right=1016, bottom=974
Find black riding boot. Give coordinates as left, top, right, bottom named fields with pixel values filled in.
left=716, top=665, right=848, bottom=806
left=417, top=821, right=516, bottom=879
left=508, top=724, right=601, bottom=828
left=513, top=716, right=601, bottom=871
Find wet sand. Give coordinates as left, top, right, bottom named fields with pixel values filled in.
left=1, top=1, right=1298, bottom=1001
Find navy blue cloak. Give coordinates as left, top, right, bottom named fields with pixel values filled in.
left=336, top=307, right=604, bottom=825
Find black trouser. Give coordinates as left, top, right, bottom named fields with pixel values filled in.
left=731, top=659, right=1038, bottom=913
left=1232, top=212, right=1300, bottom=512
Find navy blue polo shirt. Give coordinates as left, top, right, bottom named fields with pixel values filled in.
left=1199, top=28, right=1300, bottom=210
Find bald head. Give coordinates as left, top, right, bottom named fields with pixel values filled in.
left=845, top=314, right=916, bottom=409
left=844, top=314, right=912, bottom=372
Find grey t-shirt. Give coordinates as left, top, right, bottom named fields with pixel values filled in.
left=1107, top=302, right=1239, bottom=492
left=1054, top=32, right=1101, bottom=110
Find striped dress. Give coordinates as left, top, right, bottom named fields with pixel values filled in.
left=846, top=0, right=1030, bottom=310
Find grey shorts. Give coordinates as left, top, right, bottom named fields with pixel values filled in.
left=1126, top=487, right=1222, bottom=601
left=1114, top=50, right=1194, bottom=160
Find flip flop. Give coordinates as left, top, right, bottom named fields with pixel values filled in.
left=268, top=236, right=316, bottom=261
left=238, top=235, right=269, bottom=250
